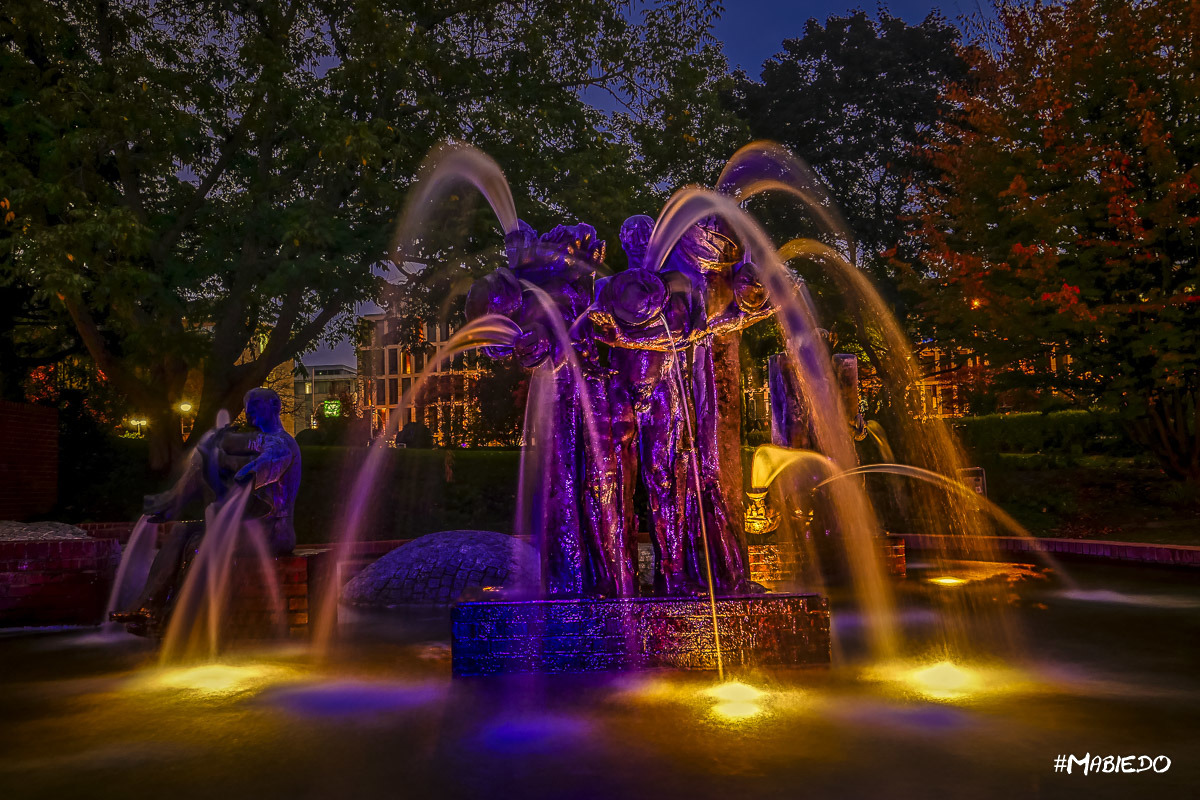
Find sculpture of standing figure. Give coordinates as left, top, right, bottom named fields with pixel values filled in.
left=111, top=388, right=300, bottom=635
left=466, top=213, right=775, bottom=598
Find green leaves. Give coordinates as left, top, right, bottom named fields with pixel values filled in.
left=1, top=0, right=727, bottom=465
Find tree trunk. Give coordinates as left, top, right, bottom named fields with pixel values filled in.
left=1126, top=390, right=1200, bottom=485
left=146, top=407, right=184, bottom=473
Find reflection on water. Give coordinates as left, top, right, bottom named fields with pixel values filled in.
left=259, top=679, right=445, bottom=717
left=1057, top=588, right=1200, bottom=609
left=477, top=714, right=593, bottom=754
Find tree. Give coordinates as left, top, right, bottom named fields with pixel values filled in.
left=469, top=357, right=529, bottom=447
left=0, top=282, right=82, bottom=401
left=731, top=11, right=966, bottom=278
left=904, top=0, right=1200, bottom=482
left=0, top=0, right=721, bottom=469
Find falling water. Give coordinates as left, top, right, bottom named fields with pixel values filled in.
left=159, top=482, right=258, bottom=663
left=311, top=315, right=521, bottom=659
left=645, top=186, right=900, bottom=659
left=309, top=141, right=531, bottom=657
left=518, top=281, right=603, bottom=453
left=390, top=144, right=520, bottom=264
left=815, top=463, right=1077, bottom=588
left=514, top=365, right=555, bottom=566
left=662, top=318, right=724, bottom=680
left=749, top=445, right=835, bottom=492
left=103, top=515, right=157, bottom=632
left=865, top=421, right=894, bottom=462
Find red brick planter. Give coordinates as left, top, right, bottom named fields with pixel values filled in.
left=896, top=533, right=1200, bottom=568
left=0, top=538, right=121, bottom=626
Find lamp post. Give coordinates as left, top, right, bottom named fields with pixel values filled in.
left=129, top=417, right=147, bottom=437
left=178, top=401, right=194, bottom=438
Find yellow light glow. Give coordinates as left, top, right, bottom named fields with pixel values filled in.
left=927, top=576, right=968, bottom=587
left=906, top=661, right=980, bottom=699
left=178, top=402, right=193, bottom=413
left=713, top=701, right=762, bottom=720
left=152, top=664, right=277, bottom=694
left=706, top=681, right=764, bottom=703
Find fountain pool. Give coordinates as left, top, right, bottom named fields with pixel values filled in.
left=1, top=560, right=1196, bottom=799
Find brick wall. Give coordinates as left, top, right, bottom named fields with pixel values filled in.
left=748, top=536, right=906, bottom=589
left=0, top=402, right=58, bottom=521
left=898, top=533, right=1200, bottom=568
left=223, top=555, right=315, bottom=639
left=77, top=521, right=193, bottom=546
left=0, top=537, right=120, bottom=626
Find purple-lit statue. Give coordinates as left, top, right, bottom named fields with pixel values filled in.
left=111, top=388, right=300, bottom=635
left=467, top=214, right=777, bottom=598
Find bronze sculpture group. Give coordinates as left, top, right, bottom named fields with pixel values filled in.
left=466, top=214, right=775, bottom=598
left=112, top=213, right=859, bottom=633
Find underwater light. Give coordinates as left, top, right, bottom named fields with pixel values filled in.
left=906, top=662, right=980, bottom=699
left=706, top=681, right=764, bottom=703
left=927, top=576, right=968, bottom=587
left=705, top=682, right=767, bottom=720
left=152, top=664, right=279, bottom=694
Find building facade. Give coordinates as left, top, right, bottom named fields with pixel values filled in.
left=293, top=364, right=358, bottom=434
left=357, top=312, right=483, bottom=446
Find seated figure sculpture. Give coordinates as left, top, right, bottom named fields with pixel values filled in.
left=111, top=388, right=300, bottom=636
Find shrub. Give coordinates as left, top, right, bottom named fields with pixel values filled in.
left=951, top=410, right=1137, bottom=458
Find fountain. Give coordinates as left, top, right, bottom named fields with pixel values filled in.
left=336, top=140, right=958, bottom=676
left=90, top=140, right=1040, bottom=681
left=3, top=140, right=1197, bottom=798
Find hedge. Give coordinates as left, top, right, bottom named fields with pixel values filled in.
left=949, top=410, right=1137, bottom=458
left=54, top=439, right=520, bottom=544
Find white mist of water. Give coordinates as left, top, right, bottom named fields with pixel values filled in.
left=160, top=482, right=257, bottom=664
left=103, top=515, right=157, bottom=633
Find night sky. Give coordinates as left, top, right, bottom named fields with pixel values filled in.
left=308, top=1, right=979, bottom=367
left=713, top=0, right=984, bottom=72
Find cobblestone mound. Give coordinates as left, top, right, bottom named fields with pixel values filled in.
left=342, top=530, right=539, bottom=608
left=0, top=521, right=90, bottom=541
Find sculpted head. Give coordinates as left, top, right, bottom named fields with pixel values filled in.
left=504, top=219, right=539, bottom=269
left=619, top=215, right=654, bottom=270
left=538, top=222, right=606, bottom=270
left=244, top=388, right=283, bottom=431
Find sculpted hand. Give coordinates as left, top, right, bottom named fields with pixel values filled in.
left=233, top=464, right=256, bottom=486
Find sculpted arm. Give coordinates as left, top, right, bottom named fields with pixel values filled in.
left=234, top=436, right=294, bottom=488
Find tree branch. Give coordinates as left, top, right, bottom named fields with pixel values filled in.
left=58, top=294, right=154, bottom=408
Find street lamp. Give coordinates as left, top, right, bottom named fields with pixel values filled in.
left=178, top=401, right=194, bottom=437
left=129, top=417, right=148, bottom=437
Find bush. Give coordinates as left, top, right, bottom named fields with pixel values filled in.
left=951, top=410, right=1137, bottom=459
left=291, top=446, right=521, bottom=543
left=53, top=434, right=522, bottom=544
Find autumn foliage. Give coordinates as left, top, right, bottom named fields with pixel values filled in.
left=906, top=0, right=1200, bottom=481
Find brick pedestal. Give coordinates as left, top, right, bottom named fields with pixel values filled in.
left=747, top=534, right=906, bottom=589
left=452, top=593, right=830, bottom=676
left=212, top=548, right=337, bottom=640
